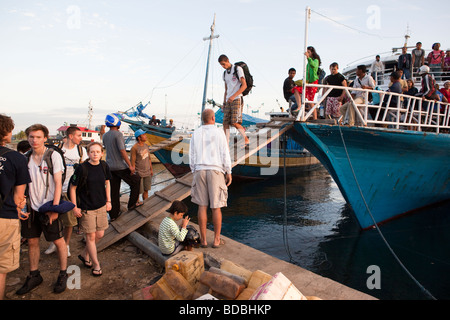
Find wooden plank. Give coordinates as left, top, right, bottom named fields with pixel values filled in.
left=135, top=205, right=152, bottom=218
left=232, top=124, right=293, bottom=167
left=154, top=191, right=174, bottom=202
left=176, top=178, right=192, bottom=187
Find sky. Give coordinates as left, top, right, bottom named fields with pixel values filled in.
left=1, top=0, right=448, bottom=135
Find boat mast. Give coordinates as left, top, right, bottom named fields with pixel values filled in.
left=299, top=6, right=311, bottom=121
left=201, top=14, right=220, bottom=116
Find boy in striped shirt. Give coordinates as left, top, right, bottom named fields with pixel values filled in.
left=158, top=201, right=190, bottom=256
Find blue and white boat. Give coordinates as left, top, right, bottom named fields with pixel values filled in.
left=287, top=6, right=450, bottom=229
left=289, top=79, right=450, bottom=229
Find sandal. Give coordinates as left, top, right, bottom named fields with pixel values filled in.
left=78, top=254, right=93, bottom=268
left=92, top=269, right=103, bottom=277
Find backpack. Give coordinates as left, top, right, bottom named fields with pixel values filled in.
left=224, top=62, right=254, bottom=96
left=317, top=68, right=326, bottom=84
left=57, top=141, right=84, bottom=166
left=0, top=147, right=13, bottom=210
left=26, top=144, right=67, bottom=198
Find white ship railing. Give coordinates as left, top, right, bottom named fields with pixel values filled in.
left=296, top=83, right=450, bottom=133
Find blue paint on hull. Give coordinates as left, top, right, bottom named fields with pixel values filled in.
left=289, top=123, right=450, bottom=229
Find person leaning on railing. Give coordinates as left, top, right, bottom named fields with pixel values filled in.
left=339, top=65, right=375, bottom=126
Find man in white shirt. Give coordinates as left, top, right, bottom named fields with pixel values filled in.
left=340, top=65, right=375, bottom=126
left=45, top=126, right=88, bottom=257
left=371, top=55, right=385, bottom=85
left=190, top=109, right=232, bottom=248
left=218, top=54, right=249, bottom=147
left=17, top=124, right=68, bottom=295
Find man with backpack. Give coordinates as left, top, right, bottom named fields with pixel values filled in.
left=44, top=126, right=88, bottom=257
left=0, top=114, right=31, bottom=300
left=218, top=54, right=250, bottom=147
left=16, top=124, right=68, bottom=295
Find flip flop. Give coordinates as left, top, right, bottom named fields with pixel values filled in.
left=92, top=269, right=102, bottom=277
left=212, top=239, right=225, bottom=249
left=200, top=244, right=208, bottom=248
left=78, top=254, right=93, bottom=268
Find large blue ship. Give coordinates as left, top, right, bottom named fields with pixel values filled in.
left=289, top=122, right=450, bottom=229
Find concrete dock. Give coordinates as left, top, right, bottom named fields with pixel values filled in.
left=142, top=213, right=377, bottom=300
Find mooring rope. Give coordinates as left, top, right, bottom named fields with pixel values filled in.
left=282, top=132, right=294, bottom=263
left=337, top=123, right=437, bottom=300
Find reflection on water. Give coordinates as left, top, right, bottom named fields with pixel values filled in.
left=185, top=167, right=450, bottom=300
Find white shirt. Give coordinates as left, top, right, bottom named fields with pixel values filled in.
left=224, top=65, right=245, bottom=101
left=352, top=74, right=376, bottom=99
left=371, top=60, right=385, bottom=73
left=189, top=124, right=232, bottom=174
left=28, top=150, right=65, bottom=211
left=62, top=145, right=88, bottom=192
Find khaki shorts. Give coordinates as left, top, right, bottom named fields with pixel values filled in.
left=140, top=175, right=152, bottom=193
left=60, top=193, right=78, bottom=227
left=191, top=170, right=228, bottom=209
left=0, top=219, right=21, bottom=274
left=223, top=98, right=243, bottom=125
left=79, top=205, right=109, bottom=234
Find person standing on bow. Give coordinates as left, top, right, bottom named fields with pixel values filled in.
left=304, top=46, right=321, bottom=120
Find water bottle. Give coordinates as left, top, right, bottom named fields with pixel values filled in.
left=21, top=199, right=28, bottom=219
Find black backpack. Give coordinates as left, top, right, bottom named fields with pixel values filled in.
left=224, top=62, right=254, bottom=96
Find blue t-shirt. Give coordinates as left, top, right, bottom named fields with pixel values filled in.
left=0, top=147, right=32, bottom=219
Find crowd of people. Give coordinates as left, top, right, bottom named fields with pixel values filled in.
left=283, top=43, right=450, bottom=124
left=0, top=114, right=157, bottom=298
left=0, top=52, right=251, bottom=299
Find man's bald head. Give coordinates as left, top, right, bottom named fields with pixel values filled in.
left=202, top=108, right=215, bottom=125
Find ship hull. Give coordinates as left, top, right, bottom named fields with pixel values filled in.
left=289, top=123, right=450, bottom=229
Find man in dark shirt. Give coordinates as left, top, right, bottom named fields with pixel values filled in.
left=398, top=47, right=412, bottom=80
left=0, top=114, right=31, bottom=300
left=323, top=63, right=347, bottom=119
left=283, top=68, right=297, bottom=102
left=283, top=68, right=300, bottom=114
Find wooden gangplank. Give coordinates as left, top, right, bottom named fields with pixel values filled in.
left=97, top=120, right=293, bottom=252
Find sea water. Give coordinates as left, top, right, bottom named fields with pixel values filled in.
left=186, top=167, right=450, bottom=300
